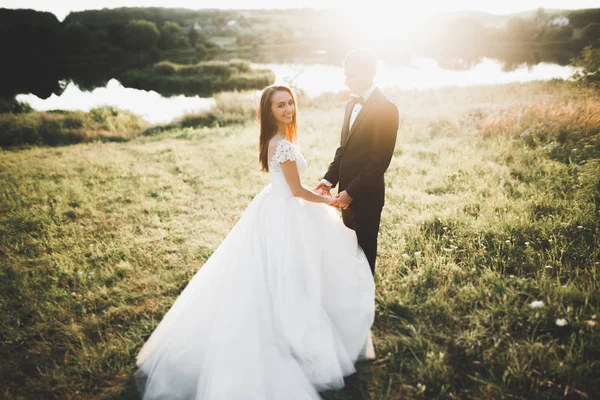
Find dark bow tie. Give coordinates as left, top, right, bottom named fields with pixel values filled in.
left=349, top=94, right=364, bottom=106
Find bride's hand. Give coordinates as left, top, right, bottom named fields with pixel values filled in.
left=324, top=196, right=337, bottom=205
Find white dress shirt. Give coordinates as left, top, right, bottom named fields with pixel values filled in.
left=349, top=84, right=376, bottom=130
left=320, top=85, right=377, bottom=188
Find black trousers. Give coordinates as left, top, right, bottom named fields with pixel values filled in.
left=341, top=203, right=383, bottom=275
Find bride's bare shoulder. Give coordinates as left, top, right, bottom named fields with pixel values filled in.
left=268, top=134, right=287, bottom=147
left=268, top=135, right=288, bottom=154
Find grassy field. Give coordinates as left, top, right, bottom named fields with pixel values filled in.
left=1, top=80, right=599, bottom=399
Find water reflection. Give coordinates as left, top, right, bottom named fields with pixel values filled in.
left=16, top=79, right=216, bottom=124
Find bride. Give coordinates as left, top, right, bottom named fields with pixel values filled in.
left=134, top=85, right=375, bottom=399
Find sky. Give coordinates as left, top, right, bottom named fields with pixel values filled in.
left=1, top=0, right=598, bottom=21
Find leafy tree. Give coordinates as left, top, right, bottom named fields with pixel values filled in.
left=188, top=25, right=200, bottom=46
left=212, top=16, right=226, bottom=26
left=107, top=23, right=126, bottom=47
left=107, top=46, right=126, bottom=62
left=0, top=9, right=65, bottom=98
left=544, top=25, right=573, bottom=41
left=581, top=23, right=600, bottom=43
left=94, top=30, right=109, bottom=43
left=533, top=7, right=549, bottom=27
left=195, top=43, right=208, bottom=60
left=61, top=21, right=94, bottom=52
left=238, top=15, right=251, bottom=28
left=159, top=21, right=181, bottom=50
left=123, top=19, right=159, bottom=51
left=177, top=37, right=191, bottom=49
left=568, top=8, right=600, bottom=28
left=149, top=47, right=161, bottom=62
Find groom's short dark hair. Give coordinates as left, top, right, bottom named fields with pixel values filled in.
left=342, top=48, right=378, bottom=80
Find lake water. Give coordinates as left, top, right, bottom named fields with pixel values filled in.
left=17, top=58, right=578, bottom=124
left=261, top=58, right=577, bottom=96
left=16, top=79, right=217, bottom=125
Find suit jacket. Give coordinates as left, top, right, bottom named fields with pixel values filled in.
left=323, top=88, right=399, bottom=209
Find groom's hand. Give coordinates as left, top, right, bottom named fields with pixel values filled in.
left=331, top=191, right=352, bottom=210
left=314, top=182, right=331, bottom=196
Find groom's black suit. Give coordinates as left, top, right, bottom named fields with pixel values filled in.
left=323, top=88, right=399, bottom=274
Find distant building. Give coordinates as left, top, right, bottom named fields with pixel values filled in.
left=227, top=20, right=241, bottom=31
left=194, top=23, right=216, bottom=34
left=550, top=16, right=569, bottom=26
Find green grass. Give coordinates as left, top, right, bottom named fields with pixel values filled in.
left=140, top=90, right=259, bottom=136
left=1, top=80, right=599, bottom=399
left=0, top=106, right=147, bottom=148
left=208, top=36, right=237, bottom=48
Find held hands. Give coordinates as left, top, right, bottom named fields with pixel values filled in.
left=330, top=190, right=353, bottom=210
left=313, top=181, right=338, bottom=206
left=313, top=181, right=331, bottom=197
left=324, top=196, right=337, bottom=205
left=313, top=182, right=352, bottom=208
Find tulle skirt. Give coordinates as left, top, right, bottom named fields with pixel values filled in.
left=134, top=184, right=375, bottom=399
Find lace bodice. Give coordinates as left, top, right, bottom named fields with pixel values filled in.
left=268, top=139, right=307, bottom=196
left=268, top=139, right=306, bottom=172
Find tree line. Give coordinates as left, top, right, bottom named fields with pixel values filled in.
left=0, top=8, right=224, bottom=101
left=1, top=6, right=599, bottom=103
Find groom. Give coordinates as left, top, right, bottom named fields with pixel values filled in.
left=315, top=48, right=399, bottom=276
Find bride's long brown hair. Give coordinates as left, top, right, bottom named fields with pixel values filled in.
left=258, top=85, right=298, bottom=172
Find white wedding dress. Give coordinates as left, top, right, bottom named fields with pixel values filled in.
left=134, top=139, right=375, bottom=399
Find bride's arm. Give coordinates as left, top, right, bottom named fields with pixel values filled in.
left=281, top=161, right=335, bottom=204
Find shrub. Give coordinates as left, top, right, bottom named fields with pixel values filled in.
left=572, top=45, right=600, bottom=88
left=228, top=59, right=251, bottom=73
left=152, top=61, right=178, bottom=75
left=120, top=60, right=275, bottom=97
left=0, top=97, right=33, bottom=114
